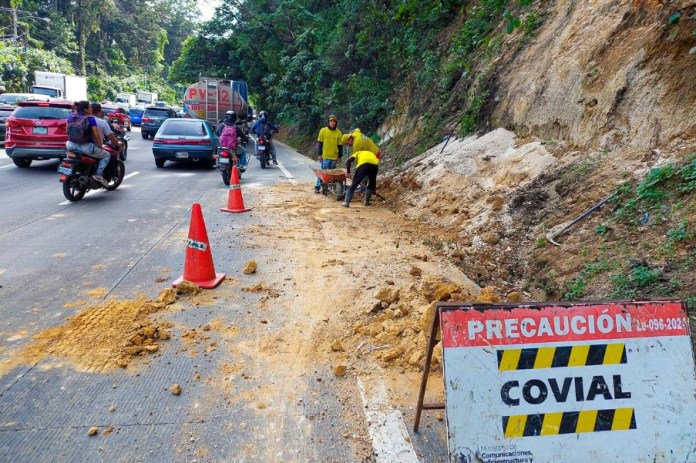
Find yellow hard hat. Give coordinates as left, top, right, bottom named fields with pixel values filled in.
left=341, top=133, right=351, bottom=144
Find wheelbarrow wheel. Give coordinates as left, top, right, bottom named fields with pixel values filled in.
left=332, top=181, right=345, bottom=200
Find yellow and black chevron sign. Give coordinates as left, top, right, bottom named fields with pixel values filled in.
left=503, top=408, right=636, bottom=438
left=497, top=343, right=627, bottom=371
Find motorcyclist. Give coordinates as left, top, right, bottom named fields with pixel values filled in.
left=90, top=103, right=124, bottom=150
left=235, top=114, right=250, bottom=144
left=251, top=111, right=279, bottom=164
left=65, top=100, right=110, bottom=186
left=217, top=111, right=248, bottom=170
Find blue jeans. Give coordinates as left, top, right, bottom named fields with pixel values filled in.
left=236, top=146, right=248, bottom=169
left=315, top=158, right=337, bottom=190
left=66, top=141, right=110, bottom=175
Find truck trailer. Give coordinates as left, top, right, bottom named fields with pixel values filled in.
left=182, top=78, right=249, bottom=126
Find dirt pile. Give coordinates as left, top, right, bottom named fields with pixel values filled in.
left=0, top=290, right=185, bottom=376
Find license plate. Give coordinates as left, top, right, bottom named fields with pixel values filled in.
left=219, top=158, right=229, bottom=164
left=175, top=152, right=188, bottom=158
left=58, top=165, right=73, bottom=175
left=257, top=145, right=266, bottom=150
left=33, top=127, right=48, bottom=134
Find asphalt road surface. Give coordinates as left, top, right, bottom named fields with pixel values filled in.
left=0, top=128, right=447, bottom=462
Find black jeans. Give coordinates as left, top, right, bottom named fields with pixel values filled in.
left=349, top=163, right=378, bottom=193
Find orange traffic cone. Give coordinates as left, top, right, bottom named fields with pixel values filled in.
left=172, top=203, right=225, bottom=289
left=221, top=166, right=251, bottom=213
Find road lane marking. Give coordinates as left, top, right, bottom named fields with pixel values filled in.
left=357, top=376, right=419, bottom=463
left=277, top=161, right=298, bottom=184
left=58, top=171, right=140, bottom=205
left=0, top=164, right=13, bottom=169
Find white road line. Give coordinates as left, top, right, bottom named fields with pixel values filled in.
left=357, top=376, right=420, bottom=463
left=58, top=171, right=140, bottom=205
left=276, top=161, right=298, bottom=184
left=0, top=164, right=13, bottom=169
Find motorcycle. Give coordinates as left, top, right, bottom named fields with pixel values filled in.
left=110, top=119, right=130, bottom=161
left=255, top=134, right=273, bottom=169
left=58, top=141, right=125, bottom=202
left=216, top=138, right=247, bottom=185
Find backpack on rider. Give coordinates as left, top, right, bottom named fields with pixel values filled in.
left=67, top=113, right=92, bottom=144
left=219, top=124, right=238, bottom=150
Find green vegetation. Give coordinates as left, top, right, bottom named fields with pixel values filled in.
left=169, top=0, right=543, bottom=147
left=0, top=0, right=198, bottom=103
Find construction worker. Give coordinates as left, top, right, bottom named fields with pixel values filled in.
left=341, top=128, right=380, bottom=159
left=343, top=150, right=379, bottom=208
left=314, top=115, right=343, bottom=193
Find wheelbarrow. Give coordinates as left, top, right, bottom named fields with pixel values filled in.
left=312, top=167, right=347, bottom=200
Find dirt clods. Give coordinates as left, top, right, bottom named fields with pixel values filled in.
left=170, top=384, right=182, bottom=395
left=243, top=260, right=257, bottom=274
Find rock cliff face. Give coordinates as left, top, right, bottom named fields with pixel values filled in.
left=381, top=1, right=696, bottom=305
left=493, top=0, right=695, bottom=155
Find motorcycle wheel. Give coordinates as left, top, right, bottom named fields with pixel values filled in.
left=120, top=144, right=128, bottom=161
left=259, top=153, right=267, bottom=169
left=62, top=178, right=87, bottom=202
left=221, top=168, right=231, bottom=186
left=127, top=123, right=132, bottom=132
left=106, top=160, right=125, bottom=191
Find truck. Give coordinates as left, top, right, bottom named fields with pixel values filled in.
left=115, top=93, right=137, bottom=107
left=182, top=78, right=249, bottom=126
left=31, top=72, right=87, bottom=101
left=136, top=91, right=158, bottom=106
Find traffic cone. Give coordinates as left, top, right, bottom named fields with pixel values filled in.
left=221, top=166, right=251, bottom=213
left=172, top=203, right=225, bottom=289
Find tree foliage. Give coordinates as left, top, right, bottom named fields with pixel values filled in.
left=0, top=0, right=199, bottom=101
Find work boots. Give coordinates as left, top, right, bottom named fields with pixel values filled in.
left=342, top=190, right=354, bottom=208
left=364, top=189, right=373, bottom=206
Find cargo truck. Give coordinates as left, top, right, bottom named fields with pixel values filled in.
left=115, top=93, right=137, bottom=107
left=182, top=78, right=249, bottom=126
left=136, top=91, right=158, bottom=106
left=31, top=72, right=87, bottom=101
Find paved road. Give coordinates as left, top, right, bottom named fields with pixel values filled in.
left=0, top=129, right=447, bottom=462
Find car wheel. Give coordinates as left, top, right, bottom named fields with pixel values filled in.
left=12, top=158, right=32, bottom=168
left=141, top=131, right=149, bottom=139
left=155, top=158, right=165, bottom=168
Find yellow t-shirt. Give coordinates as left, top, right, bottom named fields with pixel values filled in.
left=350, top=150, right=379, bottom=168
left=317, top=127, right=343, bottom=160
left=350, top=129, right=379, bottom=154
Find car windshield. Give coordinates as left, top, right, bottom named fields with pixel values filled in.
left=144, top=108, right=170, bottom=117
left=0, top=110, right=14, bottom=117
left=103, top=107, right=118, bottom=113
left=12, top=106, right=71, bottom=120
left=130, top=109, right=143, bottom=115
left=161, top=121, right=206, bottom=136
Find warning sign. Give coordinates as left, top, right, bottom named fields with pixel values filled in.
left=439, top=301, right=696, bottom=463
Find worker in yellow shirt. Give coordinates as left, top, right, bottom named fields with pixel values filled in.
left=341, top=128, right=380, bottom=159
left=343, top=150, right=379, bottom=207
left=314, top=115, right=343, bottom=193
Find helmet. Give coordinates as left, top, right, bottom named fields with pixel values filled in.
left=341, top=134, right=351, bottom=144
left=223, top=111, right=235, bottom=122
left=328, top=115, right=338, bottom=122
left=259, top=111, right=269, bottom=119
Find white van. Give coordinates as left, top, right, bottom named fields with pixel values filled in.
left=0, top=93, right=52, bottom=106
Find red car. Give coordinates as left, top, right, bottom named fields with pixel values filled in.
left=5, top=100, right=73, bottom=168
left=102, top=105, right=132, bottom=131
